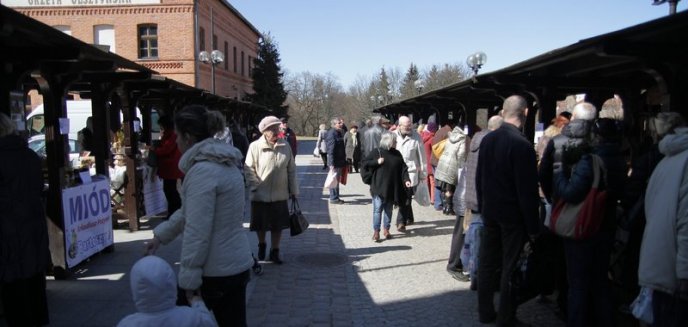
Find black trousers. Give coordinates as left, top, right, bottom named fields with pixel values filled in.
left=446, top=215, right=465, bottom=271
left=163, top=178, right=181, bottom=219
left=320, top=151, right=328, bottom=168
left=1, top=272, right=49, bottom=327
left=201, top=270, right=251, bottom=327
left=396, top=186, right=415, bottom=225
left=477, top=218, right=527, bottom=325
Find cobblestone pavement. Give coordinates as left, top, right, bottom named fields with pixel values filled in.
left=1, top=140, right=566, bottom=327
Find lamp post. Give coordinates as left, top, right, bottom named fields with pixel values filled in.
left=199, top=49, right=224, bottom=94
left=414, top=79, right=425, bottom=95
left=466, top=51, right=487, bottom=78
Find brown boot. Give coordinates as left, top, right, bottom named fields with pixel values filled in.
left=373, top=230, right=381, bottom=242
left=383, top=229, right=392, bottom=239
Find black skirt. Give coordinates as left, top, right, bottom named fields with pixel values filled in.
left=249, top=200, right=290, bottom=231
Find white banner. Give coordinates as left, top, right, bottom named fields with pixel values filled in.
left=1, top=0, right=160, bottom=7
left=141, top=166, right=167, bottom=216
left=62, top=176, right=113, bottom=268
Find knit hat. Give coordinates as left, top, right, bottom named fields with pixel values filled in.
left=426, top=122, right=438, bottom=133
left=258, top=116, right=282, bottom=133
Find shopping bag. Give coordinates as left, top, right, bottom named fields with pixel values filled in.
left=312, top=146, right=320, bottom=157
left=630, top=287, right=653, bottom=324
left=324, top=168, right=338, bottom=189
left=550, top=154, right=607, bottom=239
left=289, top=198, right=309, bottom=236
left=510, top=240, right=544, bottom=305
left=339, top=166, right=348, bottom=185
left=414, top=179, right=431, bottom=206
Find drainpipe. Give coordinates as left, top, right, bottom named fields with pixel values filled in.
left=194, top=0, right=199, bottom=87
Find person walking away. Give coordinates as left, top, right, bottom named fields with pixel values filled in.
left=638, top=117, right=688, bottom=327
left=326, top=117, right=347, bottom=204
left=244, top=116, right=299, bottom=264
left=0, top=112, right=50, bottom=327
left=362, top=132, right=412, bottom=242
left=552, top=102, right=622, bottom=327
left=316, top=123, right=329, bottom=170
left=117, top=255, right=217, bottom=327
left=145, top=105, right=254, bottom=326
left=476, top=95, right=541, bottom=325
left=421, top=121, right=438, bottom=206
left=394, top=116, right=427, bottom=231
left=153, top=115, right=184, bottom=220
left=435, top=126, right=468, bottom=216
left=362, top=116, right=388, bottom=160
left=278, top=118, right=297, bottom=157
left=452, top=116, right=502, bottom=289
left=344, top=125, right=362, bottom=173
left=431, top=122, right=453, bottom=211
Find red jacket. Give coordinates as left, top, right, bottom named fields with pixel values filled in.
left=421, top=130, right=435, bottom=174
left=153, top=130, right=184, bottom=179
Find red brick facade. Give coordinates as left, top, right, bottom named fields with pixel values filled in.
left=6, top=0, right=260, bottom=100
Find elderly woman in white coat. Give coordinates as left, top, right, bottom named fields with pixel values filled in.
left=245, top=116, right=299, bottom=264
left=145, top=105, right=254, bottom=326
left=315, top=123, right=328, bottom=169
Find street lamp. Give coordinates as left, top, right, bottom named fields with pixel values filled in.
left=466, top=51, right=487, bottom=77
left=199, top=49, right=224, bottom=94
left=414, top=79, right=425, bottom=95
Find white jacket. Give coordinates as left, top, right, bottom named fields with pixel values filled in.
left=244, top=136, right=298, bottom=202
left=154, top=138, right=254, bottom=290
left=394, top=129, right=427, bottom=187
left=639, top=127, right=688, bottom=294
left=117, top=256, right=217, bottom=327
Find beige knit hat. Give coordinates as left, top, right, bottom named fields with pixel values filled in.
left=258, top=116, right=282, bottom=133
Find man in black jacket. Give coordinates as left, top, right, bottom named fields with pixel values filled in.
left=476, top=95, right=540, bottom=325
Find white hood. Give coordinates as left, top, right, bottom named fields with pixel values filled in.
left=130, top=256, right=177, bottom=313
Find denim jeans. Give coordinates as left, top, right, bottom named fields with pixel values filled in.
left=432, top=166, right=443, bottom=210
left=372, top=195, right=393, bottom=231
left=329, top=167, right=343, bottom=201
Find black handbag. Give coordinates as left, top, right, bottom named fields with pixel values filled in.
left=289, top=198, right=309, bottom=236
left=510, top=239, right=544, bottom=305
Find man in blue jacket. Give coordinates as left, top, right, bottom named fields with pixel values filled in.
left=326, top=117, right=347, bottom=204
left=476, top=95, right=540, bottom=325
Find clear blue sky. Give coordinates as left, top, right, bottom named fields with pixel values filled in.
left=231, top=0, right=686, bottom=89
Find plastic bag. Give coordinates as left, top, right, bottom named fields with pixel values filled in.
left=324, top=168, right=338, bottom=189
left=414, top=179, right=431, bottom=206
left=631, top=287, right=653, bottom=324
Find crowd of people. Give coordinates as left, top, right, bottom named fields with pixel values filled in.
left=1, top=95, right=686, bottom=326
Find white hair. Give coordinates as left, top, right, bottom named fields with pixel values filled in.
left=572, top=102, right=597, bottom=121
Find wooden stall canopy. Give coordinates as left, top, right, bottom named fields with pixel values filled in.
left=375, top=10, right=688, bottom=141
left=1, top=4, right=270, bottom=275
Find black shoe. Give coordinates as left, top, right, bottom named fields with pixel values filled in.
left=330, top=199, right=345, bottom=204
left=479, top=312, right=497, bottom=324
left=258, top=243, right=266, bottom=261
left=269, top=248, right=283, bottom=264
left=322, top=166, right=327, bottom=170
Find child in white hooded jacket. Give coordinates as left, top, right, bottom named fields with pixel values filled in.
left=117, top=256, right=217, bottom=327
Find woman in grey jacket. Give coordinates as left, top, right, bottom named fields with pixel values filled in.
left=146, top=105, right=254, bottom=326
left=434, top=126, right=468, bottom=215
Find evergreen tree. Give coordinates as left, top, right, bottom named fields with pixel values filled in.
left=400, top=63, right=420, bottom=99
left=248, top=33, right=288, bottom=117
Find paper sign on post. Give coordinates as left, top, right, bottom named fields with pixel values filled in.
left=59, top=118, right=70, bottom=135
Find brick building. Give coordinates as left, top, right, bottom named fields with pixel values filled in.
left=2, top=0, right=260, bottom=100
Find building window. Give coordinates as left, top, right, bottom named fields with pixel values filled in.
left=138, top=24, right=158, bottom=59
left=53, top=25, right=71, bottom=35
left=212, top=34, right=217, bottom=51
left=94, top=24, right=116, bottom=53
left=199, top=27, right=205, bottom=51
left=224, top=41, right=229, bottom=70
left=241, top=51, right=245, bottom=76
left=233, top=47, right=237, bottom=73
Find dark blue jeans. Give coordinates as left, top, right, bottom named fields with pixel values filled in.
left=563, top=233, right=614, bottom=327
left=372, top=195, right=393, bottom=231
left=653, top=290, right=688, bottom=327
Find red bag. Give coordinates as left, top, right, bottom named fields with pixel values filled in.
left=339, top=166, right=348, bottom=185
left=550, top=154, right=608, bottom=240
